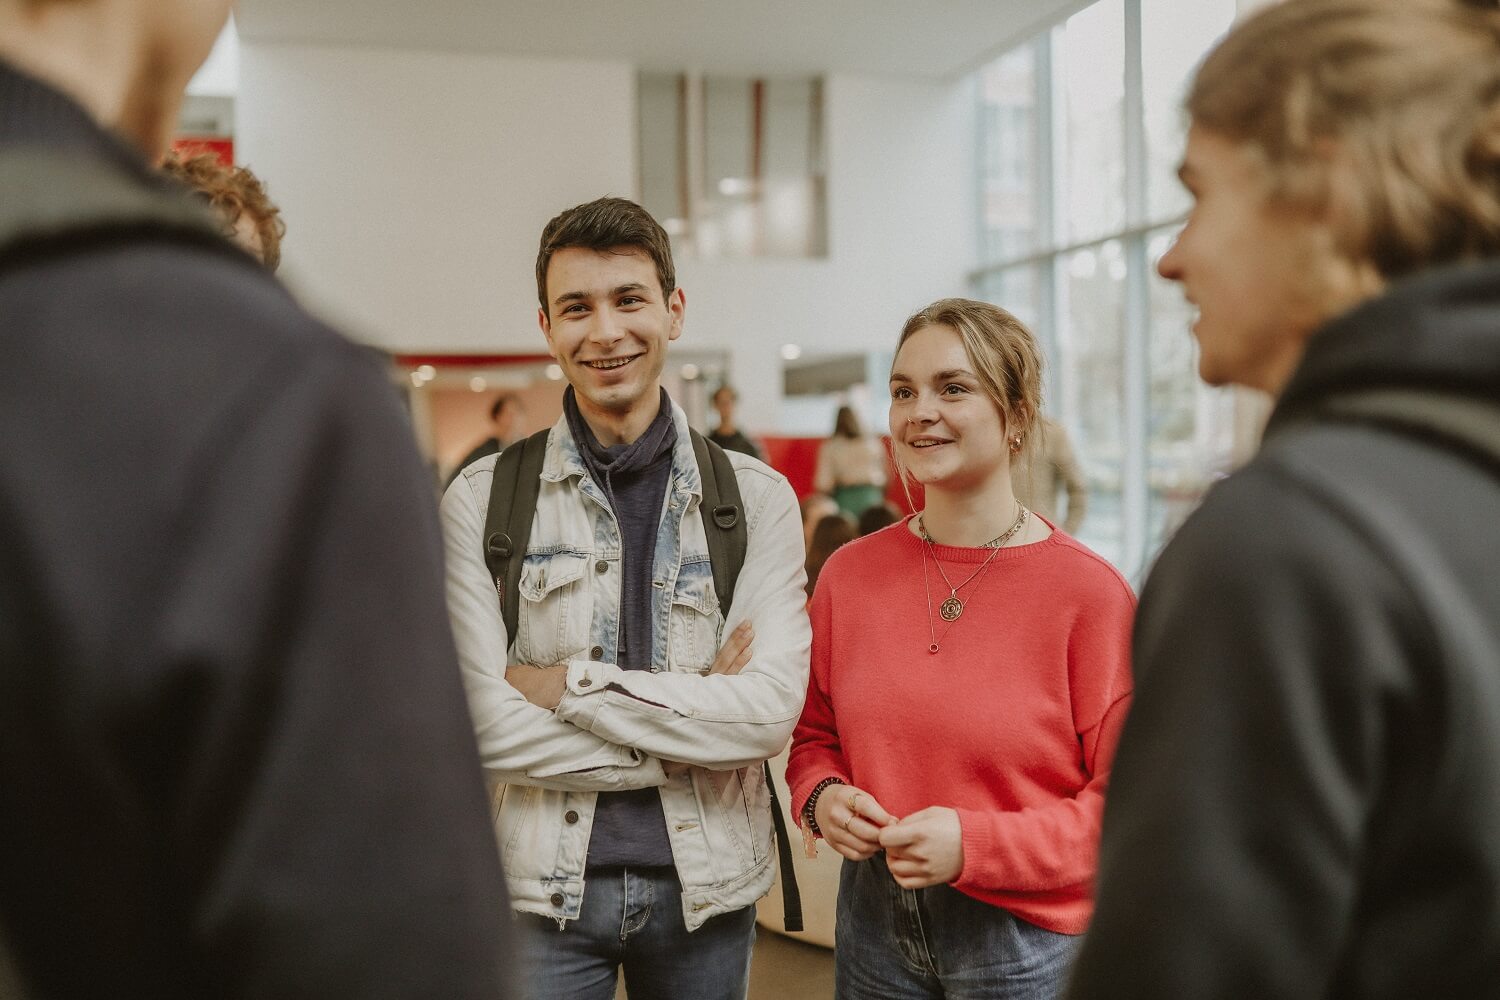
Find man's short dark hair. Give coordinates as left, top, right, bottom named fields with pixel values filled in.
left=489, top=393, right=517, bottom=421
left=535, top=197, right=675, bottom=316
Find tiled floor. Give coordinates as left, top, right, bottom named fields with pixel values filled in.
left=612, top=929, right=835, bottom=999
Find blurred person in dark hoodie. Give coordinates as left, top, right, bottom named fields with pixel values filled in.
left=1069, top=2, right=1500, bottom=998
left=0, top=1, right=514, bottom=996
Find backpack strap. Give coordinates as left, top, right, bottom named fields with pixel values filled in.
left=690, top=429, right=747, bottom=616
left=482, top=429, right=551, bottom=647
left=0, top=149, right=225, bottom=265
left=690, top=430, right=804, bottom=933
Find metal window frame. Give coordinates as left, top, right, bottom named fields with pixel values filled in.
left=972, top=0, right=1213, bottom=579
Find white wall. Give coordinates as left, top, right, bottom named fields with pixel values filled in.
left=238, top=43, right=637, bottom=353
left=681, top=73, right=973, bottom=431
left=237, top=44, right=974, bottom=432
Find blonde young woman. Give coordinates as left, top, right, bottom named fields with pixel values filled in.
left=787, top=299, right=1135, bottom=1000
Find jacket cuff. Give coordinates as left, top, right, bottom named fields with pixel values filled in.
left=556, top=658, right=612, bottom=730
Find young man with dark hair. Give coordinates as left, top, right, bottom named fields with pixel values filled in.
left=0, top=1, right=514, bottom=996
left=443, top=196, right=811, bottom=1000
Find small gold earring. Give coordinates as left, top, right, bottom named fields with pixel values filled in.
left=1009, top=436, right=1022, bottom=452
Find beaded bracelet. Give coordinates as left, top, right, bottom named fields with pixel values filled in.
left=802, top=776, right=847, bottom=837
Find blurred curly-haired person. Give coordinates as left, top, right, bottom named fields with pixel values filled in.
left=161, top=150, right=285, bottom=270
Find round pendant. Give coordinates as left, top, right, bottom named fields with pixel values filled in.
left=940, top=597, right=963, bottom=622
left=929, top=643, right=940, bottom=654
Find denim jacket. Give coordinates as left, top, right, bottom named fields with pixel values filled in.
left=441, top=401, right=811, bottom=931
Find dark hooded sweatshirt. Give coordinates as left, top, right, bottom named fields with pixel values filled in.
left=1070, top=259, right=1500, bottom=1000
left=0, top=59, right=513, bottom=999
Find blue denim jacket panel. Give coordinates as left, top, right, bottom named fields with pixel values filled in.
left=543, top=411, right=715, bottom=673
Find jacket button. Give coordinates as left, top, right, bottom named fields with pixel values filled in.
left=565, top=810, right=579, bottom=824
left=595, top=559, right=609, bottom=574
left=590, top=645, right=604, bottom=660
left=550, top=893, right=564, bottom=907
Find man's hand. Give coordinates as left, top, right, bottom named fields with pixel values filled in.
left=663, top=622, right=756, bottom=777
left=504, top=663, right=567, bottom=710
left=709, top=621, right=754, bottom=675
left=815, top=784, right=895, bottom=861
left=877, top=806, right=964, bottom=888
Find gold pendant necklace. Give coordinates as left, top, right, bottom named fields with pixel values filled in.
left=918, top=500, right=1026, bottom=656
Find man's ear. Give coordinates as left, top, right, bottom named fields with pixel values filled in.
left=538, top=307, right=558, bottom=358
left=667, top=287, right=686, bottom=343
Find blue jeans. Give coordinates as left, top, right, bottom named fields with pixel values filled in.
left=835, top=854, right=1080, bottom=1000
left=515, top=866, right=756, bottom=1000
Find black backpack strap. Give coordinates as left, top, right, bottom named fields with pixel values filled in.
left=482, top=429, right=550, bottom=647
left=690, top=430, right=803, bottom=932
left=691, top=429, right=747, bottom=616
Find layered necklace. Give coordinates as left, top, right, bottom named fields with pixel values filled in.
left=918, top=501, right=1029, bottom=654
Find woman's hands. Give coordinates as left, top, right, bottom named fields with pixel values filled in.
left=814, top=784, right=896, bottom=861
left=878, top=806, right=964, bottom=889
left=811, top=786, right=966, bottom=888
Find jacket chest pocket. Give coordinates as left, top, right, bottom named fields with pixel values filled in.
left=668, top=558, right=722, bottom=671
left=516, top=551, right=591, bottom=665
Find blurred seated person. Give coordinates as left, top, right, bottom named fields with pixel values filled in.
left=1012, top=416, right=1088, bottom=534
left=446, top=393, right=524, bottom=487
left=800, top=492, right=840, bottom=552
left=814, top=405, right=888, bottom=518
left=159, top=150, right=284, bottom=271
left=805, top=512, right=857, bottom=598
left=857, top=501, right=900, bottom=536
left=708, top=383, right=762, bottom=460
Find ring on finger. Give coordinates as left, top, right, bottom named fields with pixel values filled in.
left=842, top=813, right=855, bottom=833
left=849, top=792, right=863, bottom=818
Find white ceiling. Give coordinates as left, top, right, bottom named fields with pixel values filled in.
left=237, top=0, right=1088, bottom=80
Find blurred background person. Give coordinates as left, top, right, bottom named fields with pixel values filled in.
left=709, top=383, right=763, bottom=460
left=804, top=512, right=856, bottom=598
left=1070, top=2, right=1500, bottom=998
left=800, top=491, right=841, bottom=552
left=815, top=404, right=888, bottom=518
left=159, top=150, right=285, bottom=271
left=855, top=501, right=900, bottom=537
left=446, top=391, right=524, bottom=487
left=1011, top=415, right=1088, bottom=534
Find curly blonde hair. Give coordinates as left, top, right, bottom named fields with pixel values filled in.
left=160, top=152, right=286, bottom=271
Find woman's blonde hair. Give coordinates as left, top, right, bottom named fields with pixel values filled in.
left=892, top=298, right=1045, bottom=482
left=1188, top=0, right=1500, bottom=280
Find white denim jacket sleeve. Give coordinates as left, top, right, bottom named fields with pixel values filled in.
left=441, top=472, right=667, bottom=792
left=554, top=470, right=812, bottom=771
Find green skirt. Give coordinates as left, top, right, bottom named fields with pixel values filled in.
left=832, top=483, right=884, bottom=518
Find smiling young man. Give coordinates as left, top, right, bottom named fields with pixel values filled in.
left=441, top=197, right=811, bottom=1000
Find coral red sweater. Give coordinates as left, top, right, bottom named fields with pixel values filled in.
left=787, top=517, right=1135, bottom=934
